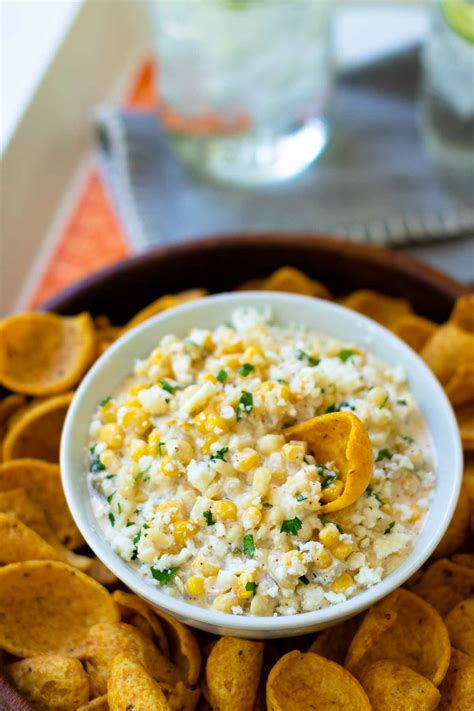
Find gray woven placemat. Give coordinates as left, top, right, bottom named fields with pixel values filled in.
left=96, top=47, right=474, bottom=250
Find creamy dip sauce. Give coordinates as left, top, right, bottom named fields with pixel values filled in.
left=87, top=308, right=434, bottom=616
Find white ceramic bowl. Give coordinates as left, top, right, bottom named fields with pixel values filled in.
left=61, top=292, right=462, bottom=639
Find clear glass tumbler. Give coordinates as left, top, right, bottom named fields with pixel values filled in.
left=420, top=0, right=474, bottom=202
left=148, top=0, right=333, bottom=186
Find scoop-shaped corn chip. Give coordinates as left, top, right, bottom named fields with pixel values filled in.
left=267, top=650, right=370, bottom=711
left=83, top=622, right=179, bottom=696
left=450, top=294, right=474, bottom=332
left=341, top=290, right=412, bottom=328
left=451, top=553, right=474, bottom=568
left=432, top=484, right=471, bottom=558
left=112, top=590, right=169, bottom=656
left=421, top=322, right=474, bottom=385
left=125, top=289, right=207, bottom=331
left=261, top=266, right=332, bottom=299
left=0, top=560, right=119, bottom=657
left=307, top=615, right=361, bottom=664
left=456, top=402, right=474, bottom=450
left=2, top=392, right=73, bottom=462
left=445, top=598, right=474, bottom=657
left=0, top=312, right=95, bottom=396
left=7, top=655, right=90, bottom=711
left=154, top=608, right=202, bottom=685
left=161, top=681, right=201, bottom=711
left=345, top=588, right=451, bottom=685
left=108, top=655, right=170, bottom=711
left=359, top=660, right=440, bottom=710
left=0, top=394, right=26, bottom=458
left=0, top=513, right=62, bottom=563
left=0, top=458, right=82, bottom=549
left=444, top=364, right=474, bottom=407
left=392, top=314, right=437, bottom=353
left=412, top=559, right=474, bottom=615
left=206, top=637, right=263, bottom=711
left=284, top=412, right=373, bottom=513
left=78, top=697, right=109, bottom=711
left=237, top=278, right=264, bottom=291
left=0, top=488, right=90, bottom=570
left=437, top=648, right=474, bottom=710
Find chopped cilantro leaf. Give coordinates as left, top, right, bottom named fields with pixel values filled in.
left=379, top=395, right=389, bottom=409
left=125, top=521, right=134, bottom=527
left=384, top=521, right=395, bottom=535
left=397, top=399, right=408, bottom=406
left=159, top=379, right=176, bottom=394
left=89, top=444, right=97, bottom=454
left=210, top=447, right=229, bottom=463
left=283, top=417, right=297, bottom=428
left=106, top=492, right=115, bottom=504
left=403, top=435, right=415, bottom=444
left=325, top=404, right=337, bottom=414
left=135, top=465, right=151, bottom=481
left=320, top=472, right=337, bottom=490
left=90, top=457, right=105, bottom=473
left=105, top=474, right=114, bottom=480
left=108, top=512, right=115, bottom=527
left=243, top=534, right=255, bottom=558
left=217, top=369, right=228, bottom=383
left=262, top=502, right=273, bottom=509
left=338, top=349, right=357, bottom=362
left=203, top=510, right=214, bottom=526
left=364, top=488, right=385, bottom=506
left=245, top=581, right=257, bottom=595
left=295, top=494, right=307, bottom=502
left=237, top=391, right=253, bottom=420
left=150, top=566, right=179, bottom=585
left=117, top=502, right=122, bottom=515
left=280, top=517, right=302, bottom=535
left=142, top=522, right=150, bottom=530
left=376, top=449, right=393, bottom=462
left=277, top=379, right=289, bottom=384
left=133, top=531, right=141, bottom=546
left=158, top=441, right=166, bottom=455
left=297, top=350, right=320, bottom=366
left=299, top=575, right=310, bottom=585
left=99, top=396, right=111, bottom=407
left=238, top=363, right=255, bottom=377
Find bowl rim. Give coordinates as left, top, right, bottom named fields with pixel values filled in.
left=41, top=232, right=468, bottom=315
left=61, top=291, right=463, bottom=635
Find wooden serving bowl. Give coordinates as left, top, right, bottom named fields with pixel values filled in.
left=42, top=234, right=467, bottom=321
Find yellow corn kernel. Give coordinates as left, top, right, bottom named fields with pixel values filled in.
left=173, top=520, right=198, bottom=547
left=121, top=407, right=150, bottom=434
left=130, top=383, right=148, bottom=395
left=319, top=524, right=340, bottom=549
left=185, top=576, right=205, bottom=596
left=99, top=449, right=120, bottom=473
left=202, top=373, right=217, bottom=384
left=281, top=442, right=306, bottom=462
left=236, top=573, right=256, bottom=600
left=213, top=500, right=238, bottom=521
left=166, top=438, right=194, bottom=465
left=242, top=506, right=262, bottom=529
left=284, top=551, right=304, bottom=567
left=331, top=572, right=354, bottom=593
left=277, top=383, right=291, bottom=400
left=101, top=402, right=117, bottom=423
left=213, top=593, right=239, bottom=612
left=192, top=557, right=220, bottom=577
left=130, top=438, right=147, bottom=461
left=243, top=345, right=265, bottom=364
left=321, top=480, right=344, bottom=503
left=381, top=503, right=392, bottom=515
left=332, top=543, right=355, bottom=561
left=150, top=347, right=164, bottom=365
left=252, top=467, right=272, bottom=497
left=124, top=397, right=141, bottom=408
left=257, top=434, right=285, bottom=455
left=313, top=548, right=333, bottom=569
left=225, top=356, right=240, bottom=369
left=155, top=500, right=182, bottom=522
left=255, top=381, right=275, bottom=395
left=98, top=423, right=123, bottom=449
left=219, top=335, right=243, bottom=354
left=148, top=529, right=173, bottom=550
left=147, top=428, right=162, bottom=455
left=233, top=448, right=261, bottom=473
left=367, top=386, right=388, bottom=408
left=160, top=455, right=180, bottom=478
left=409, top=505, right=420, bottom=522
left=200, top=435, right=219, bottom=455
left=195, top=410, right=230, bottom=435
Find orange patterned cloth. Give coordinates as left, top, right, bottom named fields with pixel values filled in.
left=30, top=60, right=156, bottom=308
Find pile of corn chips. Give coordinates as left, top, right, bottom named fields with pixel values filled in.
left=0, top=267, right=472, bottom=710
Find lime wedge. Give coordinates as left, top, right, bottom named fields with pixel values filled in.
left=442, top=0, right=474, bottom=44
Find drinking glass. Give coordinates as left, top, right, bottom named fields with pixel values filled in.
left=148, top=0, right=333, bottom=186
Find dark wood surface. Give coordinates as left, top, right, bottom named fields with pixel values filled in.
left=41, top=234, right=468, bottom=323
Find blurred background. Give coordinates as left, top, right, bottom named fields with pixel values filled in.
left=1, top=0, right=473, bottom=316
